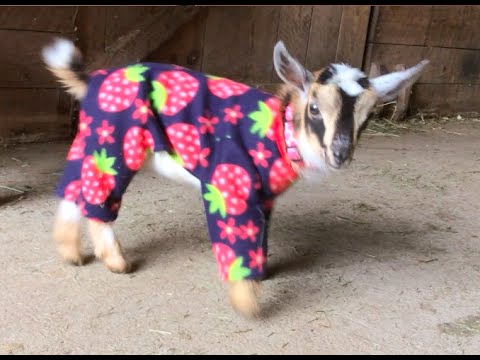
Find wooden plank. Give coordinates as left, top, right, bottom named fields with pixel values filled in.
left=0, top=6, right=77, bottom=32
left=371, top=6, right=432, bottom=46
left=202, top=6, right=281, bottom=84
left=86, top=6, right=200, bottom=71
left=305, top=5, right=343, bottom=71
left=364, top=43, right=427, bottom=82
left=0, top=30, right=76, bottom=88
left=424, top=47, right=480, bottom=84
left=411, top=84, right=480, bottom=114
left=75, top=7, right=108, bottom=64
left=335, top=5, right=371, bottom=68
left=0, top=88, right=70, bottom=144
left=391, top=64, right=413, bottom=121
left=105, top=6, right=165, bottom=49
left=145, top=9, right=208, bottom=71
left=366, top=44, right=480, bottom=85
left=275, top=5, right=313, bottom=74
left=427, top=6, right=480, bottom=49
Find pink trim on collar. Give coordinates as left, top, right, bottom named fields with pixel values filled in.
left=283, top=103, right=303, bottom=163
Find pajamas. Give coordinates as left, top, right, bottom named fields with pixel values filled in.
left=56, top=62, right=299, bottom=281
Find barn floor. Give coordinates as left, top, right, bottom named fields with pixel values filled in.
left=1, top=119, right=480, bottom=355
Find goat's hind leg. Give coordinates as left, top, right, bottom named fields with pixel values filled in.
left=53, top=200, right=83, bottom=265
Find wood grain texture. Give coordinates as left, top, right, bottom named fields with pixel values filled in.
left=202, top=6, right=281, bottom=84
left=0, top=30, right=75, bottom=88
left=104, top=6, right=165, bottom=48
left=0, top=6, right=77, bottom=32
left=305, top=6, right=343, bottom=71
left=0, top=88, right=70, bottom=143
left=371, top=6, right=432, bottom=46
left=335, top=5, right=371, bottom=68
left=410, top=84, right=480, bottom=113
left=75, top=7, right=108, bottom=64
left=275, top=5, right=313, bottom=67
left=365, top=43, right=480, bottom=85
left=146, top=10, right=208, bottom=71
left=86, top=6, right=200, bottom=71
left=363, top=43, right=427, bottom=82
left=427, top=6, right=480, bottom=49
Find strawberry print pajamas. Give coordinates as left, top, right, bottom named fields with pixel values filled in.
left=56, top=63, right=299, bottom=282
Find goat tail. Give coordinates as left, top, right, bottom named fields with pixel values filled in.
left=42, top=38, right=88, bottom=100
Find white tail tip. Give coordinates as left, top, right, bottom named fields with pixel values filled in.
left=42, top=38, right=76, bottom=69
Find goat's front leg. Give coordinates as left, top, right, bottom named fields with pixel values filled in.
left=228, top=279, right=262, bottom=318
left=87, top=219, right=130, bottom=273
left=205, top=193, right=272, bottom=318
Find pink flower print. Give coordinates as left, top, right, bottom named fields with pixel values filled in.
left=132, top=98, right=153, bottom=124
left=199, top=147, right=211, bottom=167
left=249, top=248, right=265, bottom=272
left=248, top=142, right=272, bottom=168
left=198, top=115, right=219, bottom=134
left=78, top=110, right=93, bottom=137
left=96, top=120, right=115, bottom=145
left=224, top=105, right=244, bottom=125
left=240, top=220, right=260, bottom=242
left=217, top=217, right=241, bottom=245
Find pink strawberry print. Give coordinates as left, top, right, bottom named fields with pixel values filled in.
left=123, top=127, right=155, bottom=171
left=150, top=71, right=199, bottom=116
left=207, top=76, right=250, bottom=99
left=64, top=180, right=81, bottom=202
left=203, top=164, right=251, bottom=218
left=97, top=64, right=148, bottom=112
left=166, top=123, right=209, bottom=170
left=217, top=217, right=242, bottom=245
left=213, top=243, right=251, bottom=281
left=248, top=97, right=282, bottom=140
left=67, top=136, right=86, bottom=161
left=81, top=149, right=118, bottom=205
left=269, top=158, right=298, bottom=194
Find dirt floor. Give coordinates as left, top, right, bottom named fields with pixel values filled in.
left=1, top=118, right=480, bottom=355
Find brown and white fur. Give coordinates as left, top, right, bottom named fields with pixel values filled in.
left=43, top=38, right=428, bottom=318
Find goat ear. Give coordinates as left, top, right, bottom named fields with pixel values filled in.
left=371, top=60, right=429, bottom=102
left=273, top=41, right=313, bottom=94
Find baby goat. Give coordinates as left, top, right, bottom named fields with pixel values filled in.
left=42, top=38, right=428, bottom=318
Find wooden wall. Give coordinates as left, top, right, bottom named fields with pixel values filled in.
left=1, top=5, right=478, bottom=144
left=146, top=6, right=371, bottom=92
left=364, top=5, right=480, bottom=114
left=0, top=6, right=77, bottom=144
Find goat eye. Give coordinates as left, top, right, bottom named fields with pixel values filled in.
left=309, top=103, right=320, bottom=116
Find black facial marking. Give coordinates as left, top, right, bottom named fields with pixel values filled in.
left=335, top=88, right=356, bottom=143
left=304, top=106, right=325, bottom=147
left=357, top=77, right=370, bottom=89
left=317, top=65, right=336, bottom=84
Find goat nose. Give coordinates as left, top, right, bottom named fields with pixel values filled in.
left=333, top=149, right=348, bottom=164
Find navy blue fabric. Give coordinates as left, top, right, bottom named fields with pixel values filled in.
left=55, top=63, right=298, bottom=281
